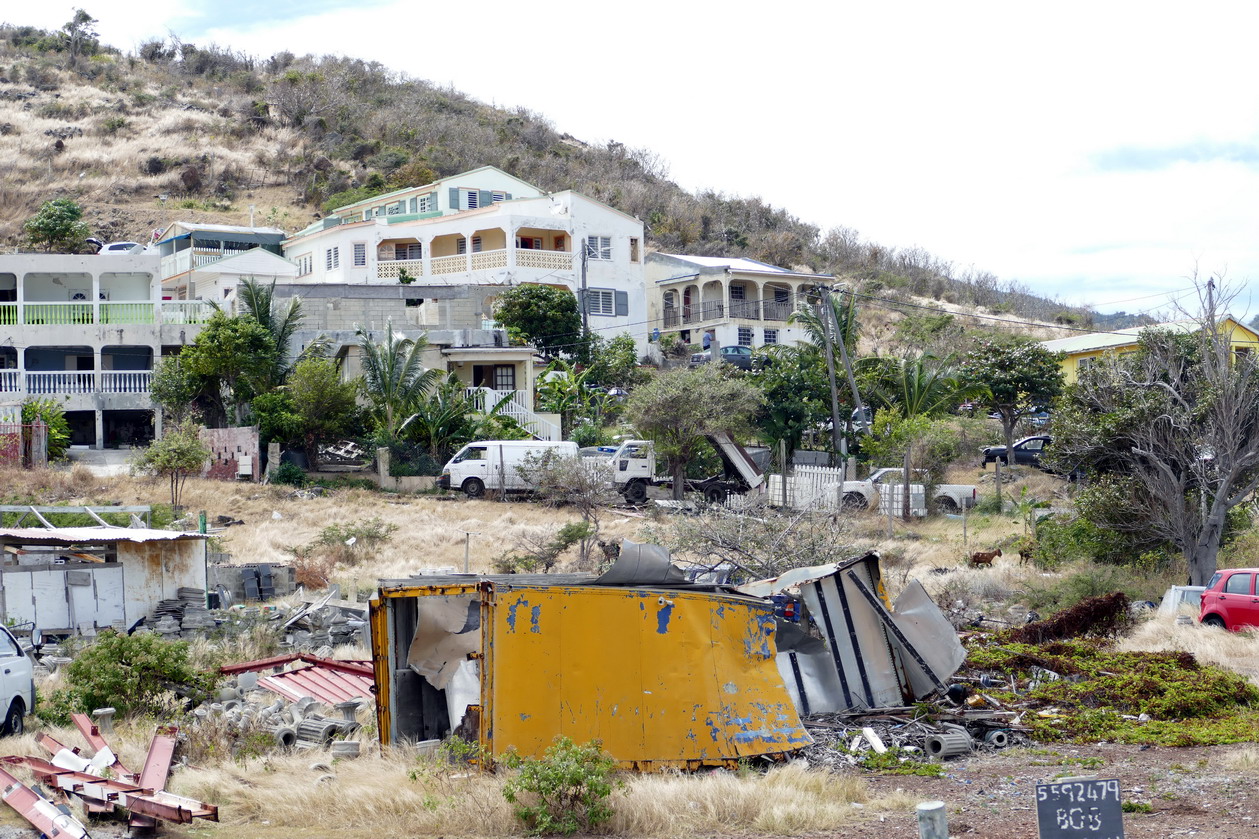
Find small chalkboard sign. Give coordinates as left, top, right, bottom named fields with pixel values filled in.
left=1035, top=778, right=1124, bottom=839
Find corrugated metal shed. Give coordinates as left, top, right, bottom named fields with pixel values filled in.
left=221, top=655, right=374, bottom=706
left=0, top=528, right=203, bottom=545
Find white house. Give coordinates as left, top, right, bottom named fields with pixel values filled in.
left=646, top=253, right=829, bottom=350
left=0, top=253, right=212, bottom=448
left=282, top=166, right=648, bottom=352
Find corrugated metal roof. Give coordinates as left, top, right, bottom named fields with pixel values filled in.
left=1041, top=320, right=1200, bottom=354
left=659, top=254, right=793, bottom=273
left=0, top=527, right=204, bottom=544
left=258, top=661, right=374, bottom=705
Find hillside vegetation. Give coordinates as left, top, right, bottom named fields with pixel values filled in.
left=0, top=17, right=1152, bottom=330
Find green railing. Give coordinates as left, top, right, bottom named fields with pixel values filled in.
left=24, top=303, right=93, bottom=325
left=100, top=302, right=156, bottom=324
left=0, top=304, right=15, bottom=326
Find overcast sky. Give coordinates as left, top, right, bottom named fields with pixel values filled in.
left=12, top=1, right=1259, bottom=315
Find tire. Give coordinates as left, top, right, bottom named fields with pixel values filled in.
left=936, top=496, right=960, bottom=513
left=1202, top=614, right=1227, bottom=630
left=2, top=700, right=23, bottom=737
left=462, top=477, right=485, bottom=499
left=841, top=492, right=868, bottom=510
left=703, top=486, right=728, bottom=505
left=624, top=480, right=648, bottom=504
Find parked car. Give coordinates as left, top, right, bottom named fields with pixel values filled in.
left=1199, top=569, right=1259, bottom=630
left=690, top=345, right=756, bottom=370
left=0, top=624, right=35, bottom=736
left=981, top=434, right=1051, bottom=468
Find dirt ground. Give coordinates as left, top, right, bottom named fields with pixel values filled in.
left=840, top=741, right=1256, bottom=839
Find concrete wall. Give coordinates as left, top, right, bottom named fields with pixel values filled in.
left=200, top=426, right=260, bottom=481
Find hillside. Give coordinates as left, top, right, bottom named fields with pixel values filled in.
left=0, top=21, right=1154, bottom=331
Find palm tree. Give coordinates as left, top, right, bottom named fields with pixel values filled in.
left=860, top=354, right=983, bottom=418
left=357, top=323, right=443, bottom=440
left=788, top=290, right=858, bottom=353
left=228, top=278, right=317, bottom=388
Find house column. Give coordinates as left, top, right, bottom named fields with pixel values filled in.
left=94, top=409, right=104, bottom=450
left=506, top=225, right=517, bottom=272
left=91, top=270, right=101, bottom=324
left=421, top=235, right=434, bottom=278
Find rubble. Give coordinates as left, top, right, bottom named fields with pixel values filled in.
left=798, top=708, right=1028, bottom=770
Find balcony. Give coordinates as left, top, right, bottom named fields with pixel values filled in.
left=17, top=371, right=152, bottom=397
left=24, top=303, right=94, bottom=325
left=4, top=301, right=212, bottom=327
left=377, top=248, right=573, bottom=281
left=159, top=301, right=214, bottom=324
left=729, top=300, right=761, bottom=321
left=762, top=301, right=794, bottom=322
left=683, top=301, right=724, bottom=325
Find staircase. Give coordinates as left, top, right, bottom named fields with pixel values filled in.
left=464, top=388, right=561, bottom=441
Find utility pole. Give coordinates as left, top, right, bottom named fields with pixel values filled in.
left=580, top=238, right=590, bottom=338
left=819, top=285, right=868, bottom=480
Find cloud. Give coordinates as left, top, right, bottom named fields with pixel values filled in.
left=1093, top=143, right=1259, bottom=172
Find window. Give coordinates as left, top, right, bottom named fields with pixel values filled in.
left=325, top=247, right=339, bottom=270
left=0, top=628, right=18, bottom=657
left=466, top=190, right=478, bottom=209
left=629, top=237, right=640, bottom=262
left=774, top=287, right=790, bottom=303
left=295, top=254, right=313, bottom=277
left=1225, top=573, right=1253, bottom=595
left=409, top=197, right=417, bottom=214
left=386, top=204, right=401, bottom=215
left=456, top=236, right=484, bottom=255
left=492, top=190, right=508, bottom=203
left=494, top=365, right=516, bottom=390
left=516, top=237, right=543, bottom=249
left=729, top=284, right=746, bottom=301
left=764, top=328, right=779, bottom=345
left=394, top=243, right=422, bottom=260
left=586, top=289, right=615, bottom=316
left=418, top=194, right=434, bottom=213
left=737, top=327, right=753, bottom=346
left=352, top=243, right=367, bottom=267
left=554, top=235, right=565, bottom=250
left=585, top=236, right=612, bottom=260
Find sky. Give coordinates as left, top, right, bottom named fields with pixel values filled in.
left=11, top=2, right=1259, bottom=315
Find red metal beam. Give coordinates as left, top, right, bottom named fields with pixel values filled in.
left=0, top=766, right=89, bottom=839
left=130, top=726, right=179, bottom=830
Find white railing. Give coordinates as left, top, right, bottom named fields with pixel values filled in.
left=100, top=302, right=155, bottom=324
left=431, top=254, right=466, bottom=275
left=377, top=259, right=424, bottom=281
left=0, top=371, right=18, bottom=392
left=464, top=387, right=561, bottom=442
left=100, top=371, right=152, bottom=393
left=729, top=465, right=851, bottom=511
left=161, top=301, right=214, bottom=324
left=26, top=372, right=95, bottom=395
left=470, top=249, right=508, bottom=271
left=517, top=250, right=573, bottom=270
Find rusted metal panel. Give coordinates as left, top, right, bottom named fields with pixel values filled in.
left=0, top=527, right=200, bottom=543
left=0, top=766, right=89, bottom=839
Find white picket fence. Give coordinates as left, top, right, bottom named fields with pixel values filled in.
left=729, top=464, right=851, bottom=511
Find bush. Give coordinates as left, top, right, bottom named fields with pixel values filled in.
left=22, top=397, right=70, bottom=460
left=270, top=461, right=307, bottom=486
left=502, top=736, right=623, bottom=836
left=37, top=631, right=216, bottom=725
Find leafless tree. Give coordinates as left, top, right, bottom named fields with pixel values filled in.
left=1049, top=278, right=1259, bottom=585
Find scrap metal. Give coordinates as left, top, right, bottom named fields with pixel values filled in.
left=0, top=766, right=90, bottom=839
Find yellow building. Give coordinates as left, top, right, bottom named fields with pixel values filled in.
left=1042, top=318, right=1259, bottom=384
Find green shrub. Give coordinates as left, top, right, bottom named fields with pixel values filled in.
left=502, top=736, right=623, bottom=836
left=22, top=397, right=70, bottom=460
left=270, top=461, right=307, bottom=486
left=37, top=631, right=217, bottom=725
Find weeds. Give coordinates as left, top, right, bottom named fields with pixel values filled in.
left=502, top=737, right=624, bottom=836
left=850, top=746, right=944, bottom=777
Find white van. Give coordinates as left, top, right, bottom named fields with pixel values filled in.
left=0, top=624, right=35, bottom=736
left=439, top=440, right=579, bottom=497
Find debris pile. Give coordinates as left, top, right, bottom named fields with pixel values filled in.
left=799, top=708, right=1026, bottom=770
left=1, top=713, right=217, bottom=836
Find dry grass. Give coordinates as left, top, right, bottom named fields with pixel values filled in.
left=170, top=752, right=917, bottom=838
left=1118, top=612, right=1259, bottom=682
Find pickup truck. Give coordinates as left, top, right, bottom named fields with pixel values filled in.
left=0, top=624, right=36, bottom=736
left=836, top=467, right=979, bottom=513
left=604, top=431, right=765, bottom=504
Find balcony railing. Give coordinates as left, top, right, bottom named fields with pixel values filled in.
left=729, top=300, right=761, bottom=321
left=663, top=309, right=680, bottom=328
left=24, top=303, right=94, bottom=325
left=762, top=301, right=794, bottom=322
left=0, top=371, right=18, bottom=392
left=26, top=372, right=95, bottom=395
left=101, top=371, right=152, bottom=393
left=464, top=387, right=560, bottom=442
left=376, top=248, right=573, bottom=280
left=683, top=301, right=724, bottom=325
left=0, top=304, right=15, bottom=326
left=160, top=301, right=214, bottom=324
left=101, top=303, right=155, bottom=325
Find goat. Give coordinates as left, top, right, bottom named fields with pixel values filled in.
left=970, top=547, right=1002, bottom=567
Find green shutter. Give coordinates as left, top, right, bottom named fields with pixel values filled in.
left=478, top=190, right=492, bottom=208
left=615, top=291, right=629, bottom=317
left=448, top=187, right=459, bottom=209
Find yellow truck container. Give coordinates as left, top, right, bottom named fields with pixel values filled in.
left=370, top=570, right=810, bottom=770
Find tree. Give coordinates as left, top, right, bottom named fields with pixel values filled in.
left=624, top=365, right=764, bottom=499
left=494, top=285, right=585, bottom=359
left=535, top=359, right=595, bottom=439
left=179, top=312, right=277, bottom=426
left=234, top=278, right=315, bottom=389
left=23, top=198, right=90, bottom=253
left=961, top=338, right=1065, bottom=462
left=357, top=324, right=441, bottom=441
left=61, top=8, right=98, bottom=69
left=750, top=343, right=833, bottom=468
left=519, top=453, right=621, bottom=567
left=133, top=421, right=210, bottom=508
left=584, top=334, right=645, bottom=390
left=1047, top=282, right=1259, bottom=585
left=859, top=354, right=982, bottom=418
left=149, top=356, right=204, bottom=425
left=400, top=374, right=522, bottom=464
left=288, top=357, right=359, bottom=467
